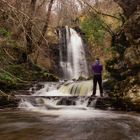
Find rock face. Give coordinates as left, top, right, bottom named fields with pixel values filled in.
left=106, top=0, right=140, bottom=110
left=114, top=0, right=140, bottom=18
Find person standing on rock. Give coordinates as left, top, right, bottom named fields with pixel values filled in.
left=91, top=58, right=103, bottom=97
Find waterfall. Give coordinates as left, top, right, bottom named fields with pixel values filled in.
left=59, top=26, right=89, bottom=80
left=18, top=27, right=96, bottom=112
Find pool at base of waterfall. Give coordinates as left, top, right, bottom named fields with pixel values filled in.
left=0, top=109, right=140, bottom=140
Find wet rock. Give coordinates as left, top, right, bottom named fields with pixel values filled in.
left=103, top=79, right=117, bottom=91
left=57, top=97, right=76, bottom=106
left=35, top=83, right=44, bottom=90
left=0, top=90, right=19, bottom=108
left=87, top=97, right=113, bottom=110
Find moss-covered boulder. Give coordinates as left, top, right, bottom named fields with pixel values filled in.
left=32, top=71, right=59, bottom=82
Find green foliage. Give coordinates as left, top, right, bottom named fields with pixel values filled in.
left=0, top=72, right=15, bottom=84
left=6, top=64, right=27, bottom=80
left=80, top=15, right=105, bottom=45
left=0, top=27, right=18, bottom=49
left=112, top=44, right=126, bottom=54
left=0, top=27, right=11, bottom=38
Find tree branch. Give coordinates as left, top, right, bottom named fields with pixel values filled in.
left=1, top=0, right=29, bottom=19
left=38, top=0, right=54, bottom=46
left=79, top=0, right=121, bottom=21
left=37, top=0, right=47, bottom=11
left=2, top=48, right=16, bottom=61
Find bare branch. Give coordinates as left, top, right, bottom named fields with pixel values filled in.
left=38, top=0, right=55, bottom=46
left=2, top=48, right=16, bottom=61
left=37, top=0, right=47, bottom=11
left=1, top=0, right=29, bottom=19
left=79, top=0, right=121, bottom=21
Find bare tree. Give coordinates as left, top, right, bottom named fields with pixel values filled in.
left=38, top=0, right=54, bottom=46
left=25, top=0, right=37, bottom=55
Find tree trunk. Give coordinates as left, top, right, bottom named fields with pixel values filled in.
left=38, top=0, right=54, bottom=46
left=25, top=0, right=37, bottom=55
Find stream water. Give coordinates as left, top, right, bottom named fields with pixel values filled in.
left=0, top=81, right=140, bottom=140
left=0, top=109, right=140, bottom=140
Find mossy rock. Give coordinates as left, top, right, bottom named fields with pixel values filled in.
left=0, top=91, right=19, bottom=108
left=32, top=71, right=59, bottom=82
left=103, top=79, right=117, bottom=92
left=110, top=96, right=140, bottom=112
left=6, top=64, right=33, bottom=80
left=0, top=80, right=17, bottom=91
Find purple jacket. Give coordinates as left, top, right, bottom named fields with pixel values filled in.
left=92, top=63, right=103, bottom=75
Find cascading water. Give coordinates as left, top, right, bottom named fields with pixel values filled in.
left=18, top=26, right=99, bottom=114
left=18, top=80, right=95, bottom=111
left=16, top=70, right=140, bottom=140
left=59, top=26, right=89, bottom=80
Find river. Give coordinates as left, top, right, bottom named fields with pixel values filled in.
left=0, top=81, right=140, bottom=140
left=0, top=108, right=140, bottom=140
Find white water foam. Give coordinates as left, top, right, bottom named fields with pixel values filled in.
left=59, top=26, right=89, bottom=80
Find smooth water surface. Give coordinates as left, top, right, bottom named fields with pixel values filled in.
left=0, top=109, right=140, bottom=140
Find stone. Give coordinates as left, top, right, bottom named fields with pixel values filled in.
left=57, top=97, right=76, bottom=106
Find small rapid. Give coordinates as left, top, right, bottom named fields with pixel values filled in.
left=32, top=80, right=94, bottom=96
left=18, top=80, right=96, bottom=113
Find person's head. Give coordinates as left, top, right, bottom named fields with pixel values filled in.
left=95, top=58, right=100, bottom=64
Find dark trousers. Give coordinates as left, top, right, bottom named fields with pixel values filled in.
left=92, top=75, right=103, bottom=97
